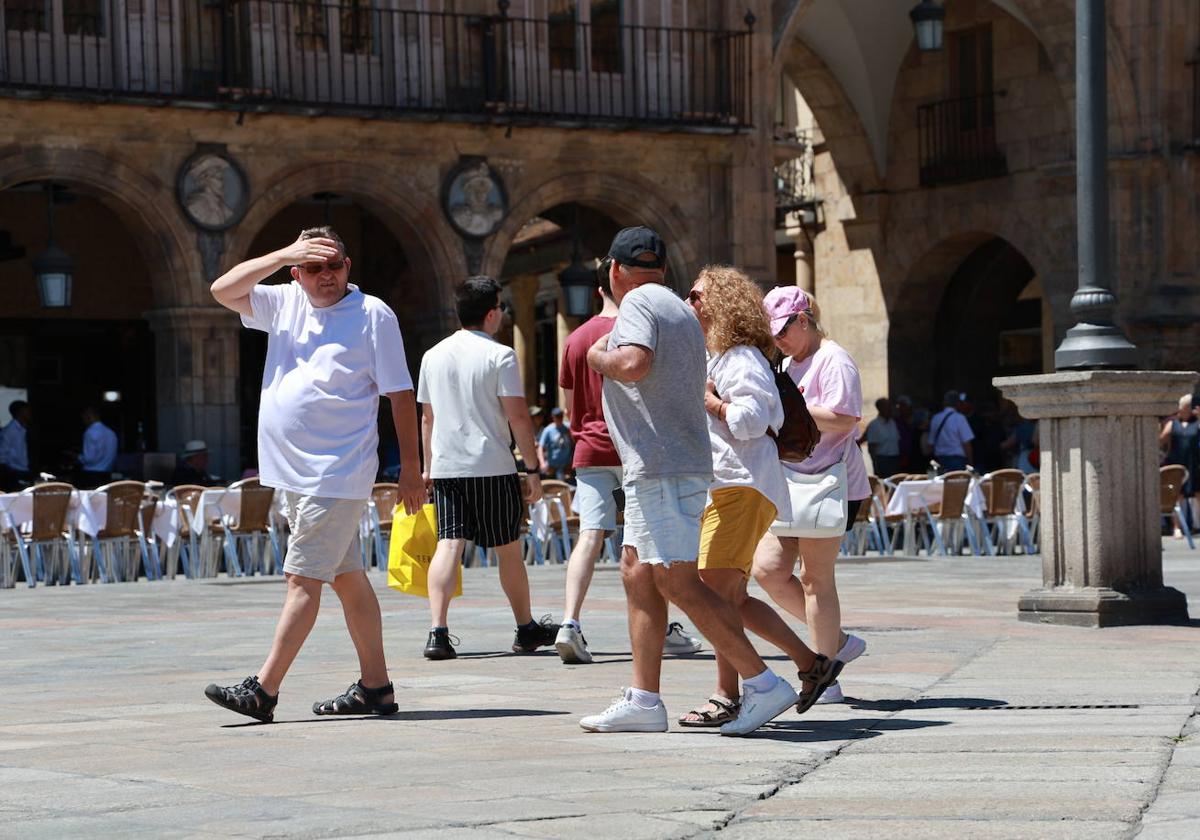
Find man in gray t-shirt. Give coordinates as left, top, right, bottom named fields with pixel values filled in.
left=602, top=282, right=711, bottom=480
left=579, top=227, right=796, bottom=737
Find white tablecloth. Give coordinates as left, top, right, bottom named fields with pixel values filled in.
left=74, top=490, right=173, bottom=544
left=0, top=490, right=83, bottom=536
left=885, top=479, right=986, bottom=519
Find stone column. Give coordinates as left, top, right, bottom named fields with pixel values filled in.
left=508, top=274, right=538, bottom=403
left=146, top=307, right=242, bottom=483
left=993, top=370, right=1195, bottom=627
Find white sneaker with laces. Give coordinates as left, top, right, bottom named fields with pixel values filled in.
left=719, top=678, right=798, bottom=736
left=555, top=625, right=593, bottom=664
left=836, top=633, right=866, bottom=664
left=580, top=688, right=668, bottom=733
left=815, top=681, right=845, bottom=704
left=663, top=622, right=702, bottom=655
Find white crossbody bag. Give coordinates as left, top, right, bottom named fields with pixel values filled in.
left=769, top=438, right=852, bottom=538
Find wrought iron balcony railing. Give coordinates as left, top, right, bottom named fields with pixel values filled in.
left=0, top=0, right=752, bottom=130
left=917, top=93, right=1007, bottom=186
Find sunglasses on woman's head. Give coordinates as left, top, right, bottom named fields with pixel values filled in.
left=300, top=260, right=345, bottom=274
left=686, top=289, right=703, bottom=304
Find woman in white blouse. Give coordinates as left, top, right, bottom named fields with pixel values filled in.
left=678, top=265, right=841, bottom=727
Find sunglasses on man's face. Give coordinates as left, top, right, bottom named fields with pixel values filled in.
left=299, top=260, right=346, bottom=275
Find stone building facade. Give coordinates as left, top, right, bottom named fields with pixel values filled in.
left=1, top=0, right=1196, bottom=479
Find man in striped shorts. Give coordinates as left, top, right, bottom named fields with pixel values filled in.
left=417, top=275, right=558, bottom=659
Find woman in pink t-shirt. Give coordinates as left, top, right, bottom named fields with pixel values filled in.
left=752, top=287, right=868, bottom=705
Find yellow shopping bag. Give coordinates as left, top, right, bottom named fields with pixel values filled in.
left=387, top=504, right=461, bottom=599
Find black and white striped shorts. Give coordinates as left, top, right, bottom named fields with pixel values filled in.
left=432, top=474, right=524, bottom=548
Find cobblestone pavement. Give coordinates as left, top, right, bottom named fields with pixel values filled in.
left=1, top=544, right=1198, bottom=839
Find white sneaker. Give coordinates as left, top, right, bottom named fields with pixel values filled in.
left=580, top=688, right=668, bottom=733
left=815, top=681, right=845, bottom=705
left=663, top=622, right=702, bottom=655
left=836, top=633, right=866, bottom=664
left=555, top=625, right=593, bottom=664
left=719, top=678, right=798, bottom=737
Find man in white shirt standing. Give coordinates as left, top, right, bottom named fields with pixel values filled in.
left=78, top=405, right=119, bottom=488
left=928, top=390, right=975, bottom=473
left=864, top=397, right=902, bottom=478
left=204, top=226, right=425, bottom=723
left=0, top=400, right=31, bottom=489
left=417, top=276, right=556, bottom=660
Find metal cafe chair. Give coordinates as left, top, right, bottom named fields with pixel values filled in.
left=90, top=481, right=148, bottom=582
left=1160, top=465, right=1194, bottom=550
left=978, top=469, right=1033, bottom=555
left=220, top=478, right=281, bottom=576
left=366, top=482, right=400, bottom=571
left=539, top=479, right=578, bottom=564
left=1022, top=474, right=1041, bottom=555
left=928, top=470, right=983, bottom=556
left=3, top=483, right=79, bottom=587
left=163, top=484, right=205, bottom=578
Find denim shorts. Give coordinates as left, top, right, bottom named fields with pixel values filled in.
left=574, top=466, right=623, bottom=531
left=622, top=474, right=711, bottom=567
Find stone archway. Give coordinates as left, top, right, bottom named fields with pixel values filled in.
left=0, top=147, right=198, bottom=307
left=482, top=170, right=700, bottom=292
left=227, top=161, right=467, bottom=337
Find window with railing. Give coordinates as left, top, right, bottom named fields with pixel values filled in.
left=295, top=0, right=329, bottom=52
left=62, top=0, right=104, bottom=37
left=0, top=0, right=751, bottom=130
left=4, top=0, right=50, bottom=32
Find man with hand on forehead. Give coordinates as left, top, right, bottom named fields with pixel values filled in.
left=204, top=226, right=424, bottom=723
left=579, top=226, right=798, bottom=736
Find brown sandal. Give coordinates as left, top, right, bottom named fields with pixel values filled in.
left=678, top=695, right=740, bottom=728
left=796, top=655, right=843, bottom=715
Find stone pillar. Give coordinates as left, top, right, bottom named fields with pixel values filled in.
left=794, top=241, right=814, bottom=294
left=555, top=289, right=581, bottom=410
left=146, top=307, right=242, bottom=483
left=993, top=370, right=1195, bottom=627
left=508, top=274, right=538, bottom=403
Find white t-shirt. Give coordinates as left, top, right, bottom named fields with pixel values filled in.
left=417, top=330, right=524, bottom=478
left=243, top=282, right=413, bottom=500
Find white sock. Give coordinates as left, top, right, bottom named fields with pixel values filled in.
left=562, top=618, right=581, bottom=631
left=628, top=687, right=661, bottom=709
left=742, top=669, right=779, bottom=694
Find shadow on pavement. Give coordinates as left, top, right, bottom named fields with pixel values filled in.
left=729, top=716, right=952, bottom=743
left=221, top=708, right=569, bottom=728
left=846, top=697, right=1009, bottom=712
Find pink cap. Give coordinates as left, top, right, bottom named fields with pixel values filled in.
left=763, top=286, right=813, bottom=335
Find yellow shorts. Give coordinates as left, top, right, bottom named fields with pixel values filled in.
left=697, top=487, right=777, bottom=577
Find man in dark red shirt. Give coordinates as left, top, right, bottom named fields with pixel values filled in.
left=553, top=259, right=702, bottom=664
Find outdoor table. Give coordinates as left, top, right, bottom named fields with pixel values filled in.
left=884, top=478, right=987, bottom=555
left=75, top=490, right=173, bottom=543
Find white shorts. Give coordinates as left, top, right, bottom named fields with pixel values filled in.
left=622, top=475, right=710, bottom=567
left=574, top=466, right=623, bottom=532
left=280, top=492, right=367, bottom=583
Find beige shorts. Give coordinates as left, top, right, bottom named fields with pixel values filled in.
left=280, top=491, right=367, bottom=583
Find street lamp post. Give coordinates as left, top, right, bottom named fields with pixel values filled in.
left=1054, top=0, right=1138, bottom=370
left=909, top=1, right=945, bottom=53
left=558, top=206, right=595, bottom=318
left=32, top=182, right=73, bottom=309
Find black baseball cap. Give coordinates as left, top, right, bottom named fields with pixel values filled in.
left=608, top=226, right=666, bottom=269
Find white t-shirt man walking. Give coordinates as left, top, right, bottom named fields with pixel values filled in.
left=204, top=226, right=425, bottom=723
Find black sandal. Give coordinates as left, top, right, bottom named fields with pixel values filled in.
left=204, top=676, right=278, bottom=723
left=312, top=680, right=399, bottom=716
left=678, top=695, right=740, bottom=728
left=796, top=655, right=843, bottom=715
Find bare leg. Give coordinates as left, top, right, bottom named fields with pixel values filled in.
left=655, top=563, right=766, bottom=679
left=623, top=547, right=668, bottom=693
left=752, top=533, right=808, bottom=624
left=329, top=569, right=392, bottom=700
left=563, top=529, right=606, bottom=622
left=427, top=538, right=466, bottom=627
left=257, top=573, right=323, bottom=695
left=796, top=536, right=843, bottom=658
left=493, top=539, right=534, bottom=625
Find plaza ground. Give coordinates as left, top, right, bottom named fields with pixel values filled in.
left=1, top=544, right=1198, bottom=839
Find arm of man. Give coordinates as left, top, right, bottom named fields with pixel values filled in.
left=210, top=235, right=339, bottom=317
left=386, top=390, right=425, bottom=515
left=587, top=339, right=654, bottom=383
left=501, top=397, right=543, bottom=503
left=963, top=440, right=975, bottom=466
left=421, top=403, right=435, bottom=492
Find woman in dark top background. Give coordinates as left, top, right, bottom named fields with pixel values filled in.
left=1161, top=393, right=1199, bottom=535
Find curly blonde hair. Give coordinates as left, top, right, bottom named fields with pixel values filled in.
left=695, top=264, right=775, bottom=358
